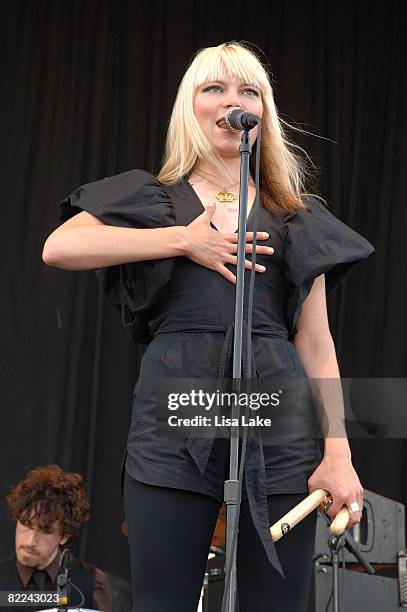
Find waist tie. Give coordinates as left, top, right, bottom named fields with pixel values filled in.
left=179, top=322, right=285, bottom=577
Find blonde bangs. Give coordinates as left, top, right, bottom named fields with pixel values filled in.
left=190, top=44, right=268, bottom=93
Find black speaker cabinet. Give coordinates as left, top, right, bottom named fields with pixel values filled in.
left=314, top=489, right=405, bottom=563
left=308, top=565, right=406, bottom=611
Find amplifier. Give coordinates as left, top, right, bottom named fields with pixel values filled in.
left=308, top=565, right=406, bottom=611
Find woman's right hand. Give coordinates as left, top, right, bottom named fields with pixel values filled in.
left=181, top=203, right=274, bottom=284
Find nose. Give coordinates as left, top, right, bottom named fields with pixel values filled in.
left=223, top=90, right=243, bottom=110
left=224, top=102, right=245, bottom=116
left=24, top=529, right=38, bottom=547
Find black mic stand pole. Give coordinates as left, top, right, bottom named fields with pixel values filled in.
left=322, top=513, right=375, bottom=612
left=224, top=128, right=252, bottom=611
left=328, top=534, right=345, bottom=612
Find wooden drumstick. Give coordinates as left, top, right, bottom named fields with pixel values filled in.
left=329, top=506, right=351, bottom=535
left=270, top=488, right=329, bottom=542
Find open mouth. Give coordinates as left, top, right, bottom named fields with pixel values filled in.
left=216, top=119, right=228, bottom=129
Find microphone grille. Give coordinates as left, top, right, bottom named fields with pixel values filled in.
left=224, top=106, right=244, bottom=131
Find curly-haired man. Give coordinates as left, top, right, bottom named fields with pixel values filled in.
left=0, top=465, right=112, bottom=611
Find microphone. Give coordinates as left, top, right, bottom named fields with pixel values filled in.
left=224, top=106, right=261, bottom=131
left=57, top=548, right=71, bottom=607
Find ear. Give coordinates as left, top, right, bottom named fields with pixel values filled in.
left=59, top=534, right=69, bottom=546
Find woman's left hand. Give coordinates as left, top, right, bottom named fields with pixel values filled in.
left=308, top=452, right=364, bottom=528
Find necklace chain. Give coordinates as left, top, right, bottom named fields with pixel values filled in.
left=192, top=167, right=239, bottom=203
left=193, top=167, right=239, bottom=190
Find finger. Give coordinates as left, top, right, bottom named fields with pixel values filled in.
left=228, top=231, right=269, bottom=243
left=245, top=260, right=267, bottom=272
left=347, top=510, right=362, bottom=529
left=216, top=265, right=236, bottom=285
left=326, top=496, right=346, bottom=519
left=225, top=255, right=266, bottom=272
left=244, top=244, right=274, bottom=255
left=202, top=203, right=216, bottom=218
left=246, top=231, right=270, bottom=241
left=346, top=496, right=364, bottom=527
left=329, top=500, right=362, bottom=530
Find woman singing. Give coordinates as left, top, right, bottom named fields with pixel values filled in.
left=42, top=42, right=374, bottom=611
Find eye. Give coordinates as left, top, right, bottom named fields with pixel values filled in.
left=242, top=88, right=260, bottom=97
left=201, top=84, right=223, bottom=93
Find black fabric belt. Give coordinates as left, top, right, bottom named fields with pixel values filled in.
left=153, top=325, right=288, bottom=340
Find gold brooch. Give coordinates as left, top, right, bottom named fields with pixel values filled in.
left=216, top=191, right=236, bottom=203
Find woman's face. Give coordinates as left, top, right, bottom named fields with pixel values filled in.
left=193, top=75, right=263, bottom=159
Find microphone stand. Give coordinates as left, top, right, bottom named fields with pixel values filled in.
left=321, top=513, right=375, bottom=612
left=224, top=128, right=252, bottom=611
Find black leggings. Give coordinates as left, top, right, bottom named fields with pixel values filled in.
left=124, top=472, right=316, bottom=612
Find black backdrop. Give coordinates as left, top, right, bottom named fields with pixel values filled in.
left=1, top=0, right=406, bottom=582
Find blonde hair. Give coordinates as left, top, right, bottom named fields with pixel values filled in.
left=158, top=42, right=312, bottom=214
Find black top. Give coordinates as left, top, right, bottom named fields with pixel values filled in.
left=59, top=169, right=374, bottom=574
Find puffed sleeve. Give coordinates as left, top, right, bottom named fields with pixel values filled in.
left=284, top=196, right=375, bottom=338
left=58, top=169, right=176, bottom=344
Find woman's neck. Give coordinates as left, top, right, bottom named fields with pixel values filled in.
left=192, top=159, right=256, bottom=190
left=194, top=158, right=242, bottom=184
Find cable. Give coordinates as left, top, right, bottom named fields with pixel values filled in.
left=324, top=583, right=333, bottom=612
left=67, top=578, right=85, bottom=608
left=57, top=549, right=85, bottom=610
left=247, top=122, right=262, bottom=367
left=220, top=125, right=262, bottom=612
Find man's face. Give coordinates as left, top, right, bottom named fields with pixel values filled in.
left=15, top=520, right=68, bottom=570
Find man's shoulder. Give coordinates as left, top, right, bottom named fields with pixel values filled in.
left=71, top=556, right=96, bottom=570
left=0, top=555, right=16, bottom=569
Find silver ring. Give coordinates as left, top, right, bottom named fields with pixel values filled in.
left=348, top=501, right=360, bottom=513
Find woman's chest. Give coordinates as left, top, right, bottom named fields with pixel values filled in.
left=191, top=185, right=257, bottom=235
left=166, top=182, right=286, bottom=260
left=208, top=200, right=255, bottom=234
